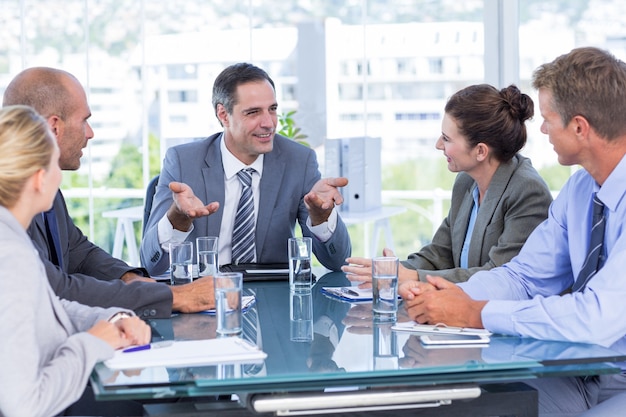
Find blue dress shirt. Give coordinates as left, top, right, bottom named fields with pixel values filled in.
left=459, top=154, right=626, bottom=350
left=460, top=187, right=480, bottom=269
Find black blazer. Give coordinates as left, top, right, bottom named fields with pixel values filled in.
left=27, top=191, right=173, bottom=318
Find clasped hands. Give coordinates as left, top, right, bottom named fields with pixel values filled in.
left=399, top=276, right=486, bottom=329
left=342, top=248, right=485, bottom=328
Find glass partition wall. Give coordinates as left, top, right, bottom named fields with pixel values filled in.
left=2, top=0, right=624, bottom=264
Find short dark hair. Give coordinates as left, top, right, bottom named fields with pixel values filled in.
left=444, top=84, right=534, bottom=162
left=212, top=63, right=275, bottom=119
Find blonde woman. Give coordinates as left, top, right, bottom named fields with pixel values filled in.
left=0, top=105, right=150, bottom=417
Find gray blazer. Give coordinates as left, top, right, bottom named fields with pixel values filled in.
left=0, top=206, right=122, bottom=417
left=28, top=191, right=174, bottom=319
left=403, top=154, right=552, bottom=283
left=141, top=133, right=352, bottom=275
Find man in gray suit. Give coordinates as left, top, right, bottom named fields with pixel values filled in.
left=3, top=67, right=216, bottom=319
left=141, top=63, right=351, bottom=275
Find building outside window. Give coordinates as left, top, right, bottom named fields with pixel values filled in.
left=2, top=0, right=625, bottom=261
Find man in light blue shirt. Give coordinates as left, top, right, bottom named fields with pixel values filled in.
left=400, top=47, right=626, bottom=415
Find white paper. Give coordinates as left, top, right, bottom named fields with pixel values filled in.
left=104, top=337, right=267, bottom=370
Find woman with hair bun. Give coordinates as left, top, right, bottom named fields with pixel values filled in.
left=0, top=105, right=150, bottom=417
left=343, top=84, right=553, bottom=284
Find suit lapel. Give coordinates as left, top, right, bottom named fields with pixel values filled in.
left=256, top=142, right=286, bottom=255
left=201, top=138, right=226, bottom=236
left=53, top=191, right=70, bottom=270
left=467, top=156, right=519, bottom=266
left=32, top=193, right=66, bottom=269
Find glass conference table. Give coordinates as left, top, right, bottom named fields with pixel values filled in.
left=91, top=272, right=626, bottom=416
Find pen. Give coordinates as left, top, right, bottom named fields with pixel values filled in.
left=341, top=287, right=360, bottom=297
left=122, top=340, right=173, bottom=353
left=123, top=344, right=150, bottom=353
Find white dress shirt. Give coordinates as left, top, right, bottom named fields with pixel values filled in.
left=157, top=134, right=337, bottom=265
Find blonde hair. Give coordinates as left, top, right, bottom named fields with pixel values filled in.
left=0, top=105, right=56, bottom=208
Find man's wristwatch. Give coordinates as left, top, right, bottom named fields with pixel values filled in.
left=108, top=312, right=132, bottom=323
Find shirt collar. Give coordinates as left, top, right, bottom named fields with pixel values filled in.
left=219, top=133, right=264, bottom=180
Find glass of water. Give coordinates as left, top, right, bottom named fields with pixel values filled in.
left=371, top=256, right=399, bottom=321
left=169, top=241, right=193, bottom=285
left=214, top=272, right=243, bottom=335
left=196, top=236, right=218, bottom=278
left=288, top=237, right=312, bottom=293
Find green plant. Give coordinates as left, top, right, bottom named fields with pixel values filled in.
left=278, top=110, right=309, bottom=147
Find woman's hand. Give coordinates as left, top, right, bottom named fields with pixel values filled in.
left=342, top=248, right=419, bottom=288
left=88, top=316, right=151, bottom=350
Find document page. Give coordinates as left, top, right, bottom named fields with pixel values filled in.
left=104, top=337, right=267, bottom=370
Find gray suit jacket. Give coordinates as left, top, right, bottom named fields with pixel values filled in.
left=28, top=191, right=174, bottom=318
left=0, top=206, right=120, bottom=417
left=141, top=133, right=351, bottom=275
left=403, top=154, right=552, bottom=283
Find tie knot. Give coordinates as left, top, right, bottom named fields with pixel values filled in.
left=237, top=168, right=254, bottom=187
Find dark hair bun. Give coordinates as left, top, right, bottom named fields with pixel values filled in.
left=500, top=85, right=534, bottom=122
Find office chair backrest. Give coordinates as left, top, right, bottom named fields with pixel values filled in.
left=143, top=174, right=159, bottom=235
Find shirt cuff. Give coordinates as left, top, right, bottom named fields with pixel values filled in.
left=157, top=214, right=194, bottom=251
left=481, top=300, right=519, bottom=335
left=306, top=207, right=337, bottom=243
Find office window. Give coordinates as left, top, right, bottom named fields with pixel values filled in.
left=282, top=84, right=297, bottom=101
left=167, top=90, right=198, bottom=103
left=428, top=58, right=444, bottom=74
left=170, top=115, right=188, bottom=124
left=338, top=84, right=363, bottom=101
left=167, top=64, right=198, bottom=80
left=7, top=0, right=622, bottom=261
left=397, top=58, right=417, bottom=76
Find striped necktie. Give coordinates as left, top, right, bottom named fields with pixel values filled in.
left=231, top=168, right=256, bottom=264
left=572, top=193, right=606, bottom=292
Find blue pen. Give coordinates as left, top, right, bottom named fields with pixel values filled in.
left=122, top=340, right=173, bottom=353
left=122, top=344, right=151, bottom=353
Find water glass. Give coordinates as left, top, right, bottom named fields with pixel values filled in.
left=169, top=241, right=193, bottom=285
left=371, top=256, right=399, bottom=321
left=288, top=237, right=312, bottom=293
left=214, top=272, right=243, bottom=335
left=290, top=290, right=313, bottom=342
left=197, top=236, right=219, bottom=278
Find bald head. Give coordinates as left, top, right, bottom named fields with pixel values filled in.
left=3, top=67, right=81, bottom=119
left=3, top=67, right=94, bottom=171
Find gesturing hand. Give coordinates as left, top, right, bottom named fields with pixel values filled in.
left=304, top=177, right=348, bottom=225
left=167, top=181, right=220, bottom=231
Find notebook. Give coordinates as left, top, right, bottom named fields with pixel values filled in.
left=104, top=337, right=267, bottom=370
